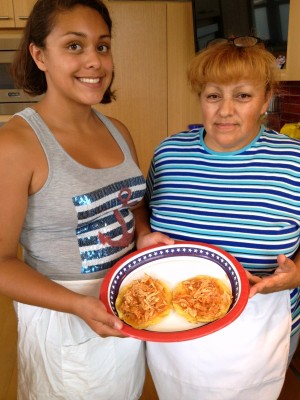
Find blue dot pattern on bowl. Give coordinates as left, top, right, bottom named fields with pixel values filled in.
left=109, top=245, right=240, bottom=315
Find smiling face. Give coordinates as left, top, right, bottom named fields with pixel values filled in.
left=30, top=5, right=113, bottom=107
left=200, top=81, right=271, bottom=152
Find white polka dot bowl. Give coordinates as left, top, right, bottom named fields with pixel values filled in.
left=100, top=241, right=249, bottom=342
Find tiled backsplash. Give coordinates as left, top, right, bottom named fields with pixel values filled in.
left=268, top=81, right=300, bottom=132
left=280, top=81, right=300, bottom=127
left=266, top=81, right=300, bottom=131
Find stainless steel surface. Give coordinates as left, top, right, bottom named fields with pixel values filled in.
left=0, top=33, right=42, bottom=114
left=0, top=102, right=38, bottom=115
left=0, top=89, right=42, bottom=103
left=0, top=33, right=23, bottom=50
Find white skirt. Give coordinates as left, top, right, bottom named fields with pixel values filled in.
left=15, top=279, right=145, bottom=400
left=147, top=290, right=292, bottom=400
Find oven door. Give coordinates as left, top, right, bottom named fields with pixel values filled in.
left=0, top=88, right=42, bottom=114
left=0, top=50, right=42, bottom=114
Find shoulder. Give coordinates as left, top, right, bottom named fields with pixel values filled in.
left=93, top=108, right=139, bottom=161
left=160, top=130, right=200, bottom=145
left=93, top=109, right=131, bottom=142
left=261, top=128, right=300, bottom=149
left=106, top=115, right=139, bottom=163
left=108, top=116, right=131, bottom=140
left=0, top=115, right=33, bottom=152
left=154, top=130, right=201, bottom=154
left=0, top=115, right=40, bottom=171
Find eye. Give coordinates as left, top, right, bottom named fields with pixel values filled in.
left=67, top=42, right=82, bottom=52
left=97, top=43, right=110, bottom=53
left=206, top=93, right=221, bottom=102
left=237, top=93, right=252, bottom=101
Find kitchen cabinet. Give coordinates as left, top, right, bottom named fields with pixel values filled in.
left=0, top=0, right=200, bottom=175
left=13, top=0, right=36, bottom=28
left=167, top=2, right=200, bottom=136
left=283, top=0, right=300, bottom=80
left=96, top=1, right=199, bottom=175
left=96, top=1, right=168, bottom=175
left=1, top=0, right=300, bottom=172
left=0, top=0, right=35, bottom=28
left=0, top=0, right=14, bottom=28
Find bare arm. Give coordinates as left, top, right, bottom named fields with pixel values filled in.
left=0, top=119, right=124, bottom=337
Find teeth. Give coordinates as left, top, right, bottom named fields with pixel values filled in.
left=79, top=77, right=100, bottom=83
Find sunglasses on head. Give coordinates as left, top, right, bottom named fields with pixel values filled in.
left=206, top=36, right=264, bottom=48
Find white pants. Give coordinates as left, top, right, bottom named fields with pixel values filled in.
left=15, top=279, right=145, bottom=400
left=147, top=291, right=291, bottom=400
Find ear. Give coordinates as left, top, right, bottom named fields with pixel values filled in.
left=29, top=43, right=47, bottom=72
left=262, top=90, right=273, bottom=114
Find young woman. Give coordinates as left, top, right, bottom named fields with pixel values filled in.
left=0, top=1, right=170, bottom=398
left=136, top=37, right=300, bottom=399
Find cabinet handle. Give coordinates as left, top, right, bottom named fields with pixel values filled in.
left=18, top=16, right=29, bottom=20
left=0, top=16, right=10, bottom=20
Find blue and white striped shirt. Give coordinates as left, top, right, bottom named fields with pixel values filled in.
left=146, top=126, right=300, bottom=335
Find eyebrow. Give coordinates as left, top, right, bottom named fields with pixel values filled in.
left=62, top=31, right=111, bottom=40
left=206, top=83, right=252, bottom=90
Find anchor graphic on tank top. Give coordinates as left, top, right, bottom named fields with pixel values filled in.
left=97, top=187, right=134, bottom=246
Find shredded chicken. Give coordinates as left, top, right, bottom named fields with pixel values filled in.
left=172, top=276, right=232, bottom=322
left=116, top=274, right=172, bottom=328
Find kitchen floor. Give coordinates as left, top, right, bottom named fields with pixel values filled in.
left=0, top=293, right=299, bottom=400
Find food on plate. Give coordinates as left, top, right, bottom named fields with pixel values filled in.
left=172, top=275, right=232, bottom=323
left=115, top=274, right=172, bottom=329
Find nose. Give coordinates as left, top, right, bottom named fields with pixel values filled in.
left=219, top=99, right=234, bottom=116
left=85, top=48, right=102, bottom=69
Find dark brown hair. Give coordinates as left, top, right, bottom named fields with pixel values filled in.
left=10, top=0, right=115, bottom=103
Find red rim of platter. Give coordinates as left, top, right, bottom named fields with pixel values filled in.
left=100, top=241, right=250, bottom=342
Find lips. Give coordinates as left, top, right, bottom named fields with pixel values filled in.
left=215, top=123, right=238, bottom=130
left=78, top=77, right=101, bottom=84
left=216, top=122, right=236, bottom=126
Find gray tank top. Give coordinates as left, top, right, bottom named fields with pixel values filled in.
left=17, top=107, right=146, bottom=280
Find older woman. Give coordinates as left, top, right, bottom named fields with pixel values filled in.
left=136, top=37, right=300, bottom=399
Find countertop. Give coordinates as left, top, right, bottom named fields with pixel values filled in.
left=0, top=115, right=12, bottom=125
left=0, top=115, right=11, bottom=121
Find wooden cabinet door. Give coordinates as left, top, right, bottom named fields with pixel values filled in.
left=0, top=0, right=15, bottom=28
left=284, top=0, right=300, bottom=80
left=13, top=0, right=36, bottom=28
left=167, top=2, right=201, bottom=134
left=96, top=2, right=168, bottom=176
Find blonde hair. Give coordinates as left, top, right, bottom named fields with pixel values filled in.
left=188, top=42, right=280, bottom=96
